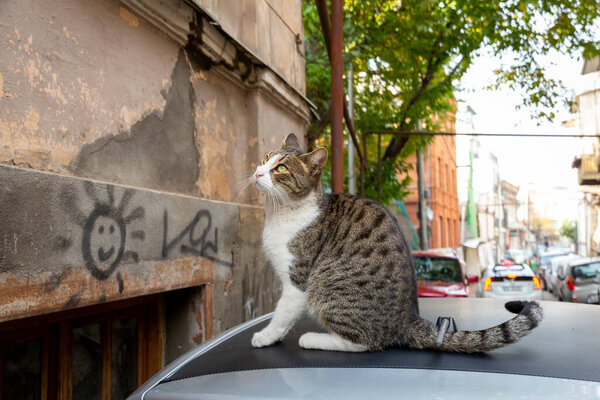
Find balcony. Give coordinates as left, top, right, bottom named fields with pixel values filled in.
left=574, top=154, right=600, bottom=185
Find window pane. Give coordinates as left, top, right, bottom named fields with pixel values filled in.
left=73, top=324, right=102, bottom=400
left=2, top=339, right=42, bottom=400
left=111, top=317, right=138, bottom=400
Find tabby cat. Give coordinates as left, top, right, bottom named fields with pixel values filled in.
left=250, top=133, right=542, bottom=352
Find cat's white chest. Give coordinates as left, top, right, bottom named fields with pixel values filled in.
left=262, top=197, right=319, bottom=281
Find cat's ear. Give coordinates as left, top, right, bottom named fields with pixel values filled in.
left=282, top=133, right=300, bottom=150
left=301, top=147, right=328, bottom=172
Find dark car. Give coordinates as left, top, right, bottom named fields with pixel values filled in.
left=127, top=298, right=600, bottom=400
left=412, top=250, right=476, bottom=297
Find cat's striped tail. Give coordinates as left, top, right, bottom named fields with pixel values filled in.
left=405, top=301, right=543, bottom=353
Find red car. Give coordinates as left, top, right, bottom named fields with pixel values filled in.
left=412, top=250, right=477, bottom=297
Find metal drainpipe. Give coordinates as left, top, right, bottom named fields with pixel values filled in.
left=347, top=62, right=356, bottom=195
left=330, top=0, right=344, bottom=193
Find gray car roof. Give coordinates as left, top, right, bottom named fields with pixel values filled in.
left=175, top=299, right=596, bottom=380
left=570, top=257, right=600, bottom=267
left=145, top=368, right=600, bottom=400
left=128, top=298, right=600, bottom=399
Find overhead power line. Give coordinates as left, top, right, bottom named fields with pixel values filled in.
left=364, top=130, right=600, bottom=138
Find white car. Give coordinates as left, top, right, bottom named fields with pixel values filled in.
left=477, top=262, right=543, bottom=300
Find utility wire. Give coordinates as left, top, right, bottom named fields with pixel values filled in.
left=365, top=130, right=600, bottom=138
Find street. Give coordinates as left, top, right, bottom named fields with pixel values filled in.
left=543, top=290, right=558, bottom=301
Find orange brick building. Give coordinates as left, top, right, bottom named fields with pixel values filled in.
left=402, top=125, right=460, bottom=249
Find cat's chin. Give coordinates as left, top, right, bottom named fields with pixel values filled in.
left=253, top=181, right=269, bottom=192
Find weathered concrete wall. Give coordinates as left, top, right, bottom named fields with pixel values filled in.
left=0, top=164, right=279, bottom=343
left=0, top=0, right=309, bottom=202
left=0, top=0, right=180, bottom=176
left=0, top=0, right=307, bottom=343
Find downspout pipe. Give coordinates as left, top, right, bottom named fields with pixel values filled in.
left=330, top=0, right=344, bottom=193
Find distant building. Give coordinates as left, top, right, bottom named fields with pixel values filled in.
left=501, top=180, right=523, bottom=250
left=402, top=115, right=460, bottom=250
left=456, top=135, right=504, bottom=259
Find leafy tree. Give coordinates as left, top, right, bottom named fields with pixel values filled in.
left=303, top=0, right=600, bottom=203
left=560, top=219, right=577, bottom=243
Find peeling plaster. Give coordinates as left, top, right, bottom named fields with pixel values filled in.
left=23, top=106, right=39, bottom=133
left=0, top=0, right=178, bottom=174
left=119, top=6, right=140, bottom=28
left=70, top=51, right=200, bottom=194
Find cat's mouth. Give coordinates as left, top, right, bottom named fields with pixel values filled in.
left=252, top=174, right=269, bottom=191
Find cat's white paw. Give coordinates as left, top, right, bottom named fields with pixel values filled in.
left=299, top=332, right=368, bottom=352
left=298, top=332, right=321, bottom=349
left=251, top=329, right=281, bottom=348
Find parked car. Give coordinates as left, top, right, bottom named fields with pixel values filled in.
left=537, top=249, right=572, bottom=290
left=412, top=250, right=477, bottom=297
left=504, top=249, right=526, bottom=264
left=476, top=261, right=542, bottom=300
left=555, top=257, right=600, bottom=304
left=547, top=254, right=580, bottom=294
left=127, top=298, right=600, bottom=400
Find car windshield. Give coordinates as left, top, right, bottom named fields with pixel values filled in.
left=413, top=257, right=461, bottom=283
left=573, top=262, right=600, bottom=279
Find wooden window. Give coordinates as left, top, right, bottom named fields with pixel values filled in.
left=0, top=295, right=162, bottom=400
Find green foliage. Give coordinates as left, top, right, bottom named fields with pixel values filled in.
left=560, top=219, right=577, bottom=243
left=303, top=0, right=600, bottom=204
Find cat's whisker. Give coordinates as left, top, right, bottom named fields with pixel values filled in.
left=232, top=177, right=254, bottom=197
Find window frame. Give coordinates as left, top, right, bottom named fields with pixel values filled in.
left=0, top=295, right=162, bottom=400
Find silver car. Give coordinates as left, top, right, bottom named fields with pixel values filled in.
left=548, top=254, right=581, bottom=294
left=477, top=262, right=543, bottom=300
left=556, top=257, right=600, bottom=304
left=538, top=249, right=572, bottom=290
left=126, top=298, right=600, bottom=400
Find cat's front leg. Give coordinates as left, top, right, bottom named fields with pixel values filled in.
left=252, top=284, right=306, bottom=347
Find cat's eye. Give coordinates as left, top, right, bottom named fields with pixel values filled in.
left=262, top=156, right=269, bottom=165
left=275, top=164, right=288, bottom=173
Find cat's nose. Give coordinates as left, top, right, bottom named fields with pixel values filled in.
left=255, top=171, right=264, bottom=178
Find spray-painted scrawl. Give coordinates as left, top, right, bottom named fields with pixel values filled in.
left=59, top=180, right=232, bottom=284
left=80, top=184, right=145, bottom=280
left=60, top=182, right=146, bottom=281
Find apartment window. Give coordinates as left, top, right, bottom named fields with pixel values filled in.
left=0, top=296, right=162, bottom=400
left=446, top=217, right=451, bottom=247
left=442, top=163, right=449, bottom=192
left=452, top=169, right=456, bottom=195
left=438, top=216, right=442, bottom=247
left=437, top=157, right=441, bottom=188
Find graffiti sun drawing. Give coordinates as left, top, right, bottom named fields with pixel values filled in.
left=61, top=182, right=146, bottom=281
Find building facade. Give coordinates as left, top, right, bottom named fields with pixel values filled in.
left=0, top=0, right=311, bottom=398
left=571, top=57, right=600, bottom=256
left=403, top=121, right=460, bottom=250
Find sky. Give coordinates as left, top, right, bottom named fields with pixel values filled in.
left=455, top=50, right=597, bottom=191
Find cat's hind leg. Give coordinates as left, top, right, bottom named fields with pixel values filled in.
left=298, top=332, right=368, bottom=352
